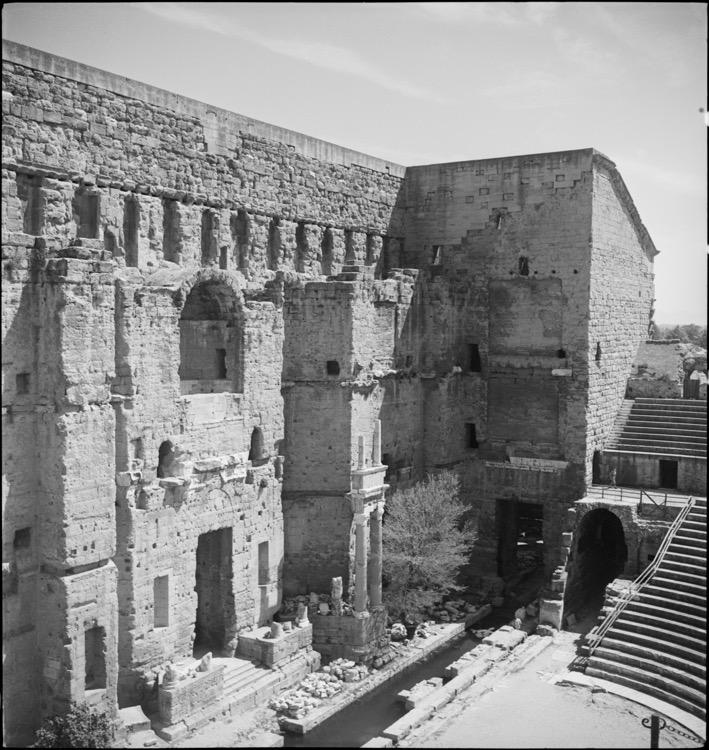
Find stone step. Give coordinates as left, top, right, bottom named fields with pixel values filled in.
left=633, top=397, right=708, bottom=411
left=655, top=564, right=706, bottom=584
left=592, top=646, right=706, bottom=690
left=597, top=637, right=706, bottom=678
left=618, top=608, right=706, bottom=641
left=613, top=436, right=706, bottom=451
left=663, top=548, right=706, bottom=565
left=624, top=598, right=705, bottom=629
left=666, top=540, right=706, bottom=558
left=614, top=616, right=706, bottom=652
left=619, top=422, right=707, bottom=435
left=222, top=662, right=271, bottom=693
left=641, top=583, right=706, bottom=610
left=589, top=651, right=705, bottom=698
left=586, top=662, right=706, bottom=719
left=607, top=624, right=706, bottom=666
left=672, top=528, right=707, bottom=544
left=647, top=579, right=706, bottom=603
left=682, top=520, right=707, bottom=533
left=608, top=442, right=706, bottom=457
left=626, top=411, right=707, bottom=423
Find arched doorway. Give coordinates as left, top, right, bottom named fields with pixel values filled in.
left=565, top=508, right=628, bottom=616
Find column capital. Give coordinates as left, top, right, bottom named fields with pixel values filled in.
left=354, top=513, right=368, bottom=526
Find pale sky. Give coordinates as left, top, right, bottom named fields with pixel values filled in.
left=3, top=2, right=707, bottom=324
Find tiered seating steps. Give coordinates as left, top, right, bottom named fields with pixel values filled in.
left=585, top=498, right=707, bottom=720
left=605, top=398, right=706, bottom=458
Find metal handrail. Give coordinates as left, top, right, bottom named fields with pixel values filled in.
left=587, top=496, right=695, bottom=658
left=639, top=490, right=669, bottom=519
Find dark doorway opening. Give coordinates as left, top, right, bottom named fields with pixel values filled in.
left=592, top=451, right=601, bottom=484
left=496, top=500, right=544, bottom=580
left=565, top=508, right=627, bottom=616
left=659, top=459, right=678, bottom=489
left=85, top=626, right=107, bottom=690
left=194, top=528, right=234, bottom=656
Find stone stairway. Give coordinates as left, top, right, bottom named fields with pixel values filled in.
left=218, top=656, right=283, bottom=709
left=585, top=498, right=707, bottom=720
left=605, top=398, right=706, bottom=458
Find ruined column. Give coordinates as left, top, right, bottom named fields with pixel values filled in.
left=368, top=504, right=384, bottom=608
left=372, top=419, right=382, bottom=466
left=354, top=513, right=369, bottom=615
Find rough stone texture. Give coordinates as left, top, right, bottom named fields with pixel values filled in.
left=311, top=609, right=389, bottom=664
left=2, top=41, right=659, bottom=745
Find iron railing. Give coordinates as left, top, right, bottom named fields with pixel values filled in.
left=639, top=489, right=670, bottom=519
left=586, top=495, right=695, bottom=658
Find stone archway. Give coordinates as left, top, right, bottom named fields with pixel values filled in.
left=565, top=508, right=628, bottom=615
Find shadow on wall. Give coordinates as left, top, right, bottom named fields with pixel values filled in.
left=564, top=508, right=628, bottom=616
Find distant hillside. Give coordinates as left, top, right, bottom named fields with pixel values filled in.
left=653, top=324, right=707, bottom=348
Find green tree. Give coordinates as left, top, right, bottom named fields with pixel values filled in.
left=382, top=470, right=476, bottom=622
left=32, top=701, right=115, bottom=749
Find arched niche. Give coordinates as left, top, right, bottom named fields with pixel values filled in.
left=178, top=279, right=244, bottom=395
left=565, top=507, right=628, bottom=615
left=248, top=426, right=269, bottom=466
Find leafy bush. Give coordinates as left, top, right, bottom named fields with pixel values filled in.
left=32, top=701, right=115, bottom=749
left=382, top=470, right=476, bottom=622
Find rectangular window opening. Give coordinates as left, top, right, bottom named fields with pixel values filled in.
left=216, top=348, right=227, bottom=379
left=123, top=197, right=140, bottom=267
left=201, top=210, right=217, bottom=265
left=154, top=575, right=170, bottom=627
left=13, top=527, right=31, bottom=550
left=16, top=373, right=30, bottom=394
left=466, top=423, right=479, bottom=449
left=84, top=626, right=107, bottom=690
left=74, top=189, right=100, bottom=239
left=258, top=542, right=269, bottom=586
left=659, top=459, right=678, bottom=489
left=468, top=344, right=481, bottom=372
left=17, top=173, right=44, bottom=235
left=162, top=199, right=180, bottom=263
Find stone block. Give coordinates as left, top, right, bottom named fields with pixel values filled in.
left=539, top=598, right=564, bottom=630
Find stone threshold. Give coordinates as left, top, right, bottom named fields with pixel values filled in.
left=279, top=621, right=468, bottom=735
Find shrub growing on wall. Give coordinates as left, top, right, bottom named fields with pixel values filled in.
left=382, top=470, right=476, bottom=622
left=31, top=701, right=115, bottom=749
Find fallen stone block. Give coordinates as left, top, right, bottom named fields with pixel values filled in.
left=381, top=706, right=431, bottom=743
left=155, top=721, right=189, bottom=743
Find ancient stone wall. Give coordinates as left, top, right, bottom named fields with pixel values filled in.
left=586, top=159, right=656, bottom=476
left=2, top=40, right=660, bottom=745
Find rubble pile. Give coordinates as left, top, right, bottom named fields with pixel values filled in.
left=424, top=598, right=476, bottom=622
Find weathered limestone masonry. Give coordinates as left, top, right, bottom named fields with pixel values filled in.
left=401, top=153, right=655, bottom=626
left=2, top=40, right=656, bottom=744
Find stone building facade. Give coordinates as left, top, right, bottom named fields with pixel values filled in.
left=2, top=40, right=656, bottom=744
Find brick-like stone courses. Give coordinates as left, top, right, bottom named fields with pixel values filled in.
left=586, top=160, right=656, bottom=481
left=1, top=56, right=406, bottom=281
left=2, top=41, right=659, bottom=746
left=400, top=150, right=651, bottom=578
